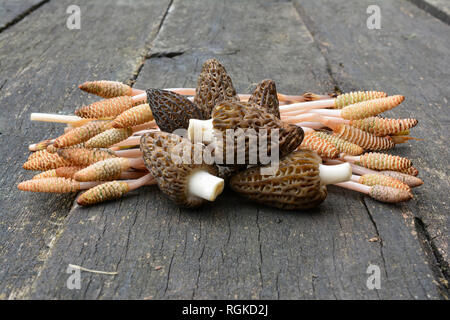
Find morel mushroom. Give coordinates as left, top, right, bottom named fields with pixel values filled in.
left=230, top=149, right=352, bottom=210
left=146, top=88, right=205, bottom=133
left=140, top=131, right=224, bottom=208
left=188, top=101, right=304, bottom=166
left=248, top=79, right=280, bottom=118
left=194, top=58, right=239, bottom=119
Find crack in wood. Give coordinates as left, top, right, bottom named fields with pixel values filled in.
left=0, top=0, right=50, bottom=33
left=407, top=0, right=450, bottom=25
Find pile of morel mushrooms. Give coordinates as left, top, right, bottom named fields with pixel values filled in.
left=20, top=58, right=423, bottom=209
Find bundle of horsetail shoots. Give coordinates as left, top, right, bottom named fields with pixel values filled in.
left=78, top=80, right=334, bottom=103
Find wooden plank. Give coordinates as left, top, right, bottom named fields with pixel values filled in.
left=293, top=0, right=450, bottom=295
left=28, top=0, right=442, bottom=299
left=0, top=0, right=172, bottom=299
left=0, top=0, right=46, bottom=31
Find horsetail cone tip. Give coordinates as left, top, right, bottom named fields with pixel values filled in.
left=146, top=88, right=204, bottom=133
left=77, top=181, right=130, bottom=206
left=358, top=174, right=411, bottom=191
left=230, top=150, right=334, bottom=210
left=194, top=58, right=239, bottom=119
left=32, top=170, right=58, bottom=180
left=23, top=152, right=71, bottom=171
left=140, top=131, right=224, bottom=207
left=248, top=79, right=280, bottom=118
left=340, top=95, right=405, bottom=120
left=53, top=120, right=112, bottom=148
left=334, top=91, right=388, bottom=109
left=356, top=152, right=412, bottom=171
left=300, top=134, right=340, bottom=159
left=112, top=103, right=153, bottom=128
left=380, top=170, right=423, bottom=187
left=349, top=117, right=418, bottom=136
left=329, top=122, right=395, bottom=151
left=79, top=81, right=132, bottom=98
left=369, top=185, right=413, bottom=203
left=402, top=166, right=419, bottom=176
left=18, top=177, right=80, bottom=193
left=74, top=158, right=131, bottom=182
left=313, top=131, right=364, bottom=155
left=57, top=148, right=116, bottom=166
left=75, top=96, right=139, bottom=119
left=84, top=127, right=133, bottom=149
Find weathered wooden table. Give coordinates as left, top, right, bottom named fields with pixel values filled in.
left=0, top=0, right=448, bottom=299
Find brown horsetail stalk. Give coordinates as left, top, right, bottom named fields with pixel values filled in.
left=79, top=80, right=331, bottom=103
left=341, top=152, right=412, bottom=172
left=351, top=174, right=411, bottom=192
left=334, top=181, right=413, bottom=203
left=76, top=174, right=155, bottom=206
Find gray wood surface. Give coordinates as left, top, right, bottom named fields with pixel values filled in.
left=0, top=0, right=47, bottom=32
left=0, top=0, right=448, bottom=299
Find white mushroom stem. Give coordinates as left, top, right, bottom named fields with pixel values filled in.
left=318, top=163, right=352, bottom=185
left=188, top=170, right=224, bottom=201
left=188, top=118, right=214, bottom=143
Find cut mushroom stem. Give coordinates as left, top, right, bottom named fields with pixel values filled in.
left=318, top=163, right=352, bottom=185
left=188, top=170, right=225, bottom=201
left=334, top=181, right=412, bottom=203
left=188, top=118, right=214, bottom=143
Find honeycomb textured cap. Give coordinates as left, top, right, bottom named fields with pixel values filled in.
left=247, top=79, right=280, bottom=118
left=230, top=149, right=327, bottom=210
left=146, top=88, right=204, bottom=133
left=194, top=58, right=239, bottom=119
left=140, top=131, right=219, bottom=208
left=212, top=101, right=304, bottom=165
